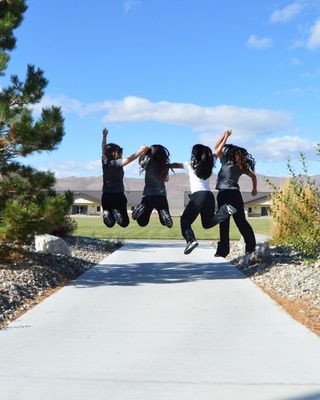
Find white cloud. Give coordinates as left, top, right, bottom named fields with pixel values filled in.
left=101, top=96, right=292, bottom=138
left=307, top=19, right=320, bottom=49
left=32, top=95, right=83, bottom=115
left=246, top=35, right=272, bottom=49
left=36, top=161, right=81, bottom=178
left=270, top=2, right=304, bottom=23
left=251, top=136, right=316, bottom=162
left=123, top=0, right=141, bottom=14
left=200, top=134, right=316, bottom=163
left=34, top=94, right=293, bottom=141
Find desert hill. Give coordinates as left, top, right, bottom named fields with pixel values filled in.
left=54, top=172, right=305, bottom=192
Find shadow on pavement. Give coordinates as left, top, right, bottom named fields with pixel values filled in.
left=72, top=260, right=244, bottom=288
left=283, top=391, right=320, bottom=400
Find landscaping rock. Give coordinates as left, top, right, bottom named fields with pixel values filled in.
left=35, top=234, right=71, bottom=256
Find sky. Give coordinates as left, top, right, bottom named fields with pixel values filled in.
left=4, top=0, right=320, bottom=178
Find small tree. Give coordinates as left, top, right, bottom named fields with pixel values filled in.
left=0, top=0, right=76, bottom=255
left=268, top=149, right=320, bottom=256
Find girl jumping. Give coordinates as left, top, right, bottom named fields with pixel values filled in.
left=132, top=144, right=173, bottom=228
left=171, top=130, right=237, bottom=255
left=215, top=140, right=257, bottom=257
left=101, top=128, right=147, bottom=228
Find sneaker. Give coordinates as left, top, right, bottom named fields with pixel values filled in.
left=226, top=204, right=237, bottom=215
left=132, top=203, right=145, bottom=220
left=184, top=240, right=198, bottom=255
left=243, top=251, right=256, bottom=265
left=112, top=209, right=124, bottom=226
left=103, top=211, right=115, bottom=228
left=159, top=209, right=173, bottom=228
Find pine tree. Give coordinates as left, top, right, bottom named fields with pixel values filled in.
left=0, top=0, right=76, bottom=254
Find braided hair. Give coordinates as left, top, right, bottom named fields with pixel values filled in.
left=140, top=144, right=173, bottom=180
left=190, top=144, right=214, bottom=180
left=223, top=144, right=255, bottom=172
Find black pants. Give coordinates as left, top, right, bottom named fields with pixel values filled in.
left=180, top=191, right=231, bottom=243
left=136, top=195, right=171, bottom=226
left=101, top=192, right=129, bottom=227
left=216, top=189, right=256, bottom=256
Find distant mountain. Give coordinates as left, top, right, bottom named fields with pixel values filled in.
left=55, top=172, right=317, bottom=192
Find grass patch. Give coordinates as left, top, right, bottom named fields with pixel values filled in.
left=72, top=215, right=272, bottom=240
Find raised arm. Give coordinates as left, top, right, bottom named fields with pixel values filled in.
left=213, top=129, right=232, bottom=158
left=102, top=128, right=108, bottom=158
left=138, top=152, right=146, bottom=166
left=246, top=170, right=257, bottom=196
left=121, top=145, right=148, bottom=167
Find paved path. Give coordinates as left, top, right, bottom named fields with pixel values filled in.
left=0, top=240, right=319, bottom=400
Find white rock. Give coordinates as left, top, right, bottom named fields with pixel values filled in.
left=34, top=234, right=71, bottom=256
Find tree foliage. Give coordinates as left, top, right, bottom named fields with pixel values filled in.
left=0, top=0, right=76, bottom=255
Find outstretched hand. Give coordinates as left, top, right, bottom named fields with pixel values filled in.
left=140, top=145, right=149, bottom=153
left=251, top=188, right=257, bottom=196
left=102, top=128, right=108, bottom=137
left=224, top=129, right=232, bottom=137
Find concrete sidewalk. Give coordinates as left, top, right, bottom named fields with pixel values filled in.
left=0, top=240, right=319, bottom=400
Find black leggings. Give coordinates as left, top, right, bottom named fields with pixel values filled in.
left=217, top=189, right=256, bottom=256
left=101, top=192, right=129, bottom=227
left=136, top=195, right=171, bottom=226
left=181, top=191, right=231, bottom=243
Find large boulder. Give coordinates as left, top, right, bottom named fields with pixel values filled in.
left=35, top=234, right=71, bottom=256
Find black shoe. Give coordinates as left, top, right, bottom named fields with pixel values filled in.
left=132, top=203, right=145, bottom=220
left=226, top=204, right=237, bottom=215
left=214, top=252, right=227, bottom=258
left=159, top=209, right=173, bottom=228
left=112, top=209, right=124, bottom=226
left=184, top=240, right=198, bottom=255
left=103, top=211, right=115, bottom=228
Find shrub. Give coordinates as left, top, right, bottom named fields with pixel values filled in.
left=268, top=150, right=320, bottom=256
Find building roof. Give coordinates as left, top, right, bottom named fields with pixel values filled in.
left=56, top=190, right=144, bottom=205
left=183, top=190, right=271, bottom=206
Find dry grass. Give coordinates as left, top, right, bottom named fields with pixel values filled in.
left=259, top=286, right=320, bottom=337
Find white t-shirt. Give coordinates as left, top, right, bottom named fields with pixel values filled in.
left=183, top=161, right=214, bottom=193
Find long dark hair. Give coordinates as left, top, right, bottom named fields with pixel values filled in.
left=223, top=144, right=255, bottom=172
left=140, top=144, right=172, bottom=179
left=190, top=144, right=213, bottom=180
left=104, top=143, right=123, bottom=160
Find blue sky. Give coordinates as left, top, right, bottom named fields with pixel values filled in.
left=5, top=0, right=320, bottom=178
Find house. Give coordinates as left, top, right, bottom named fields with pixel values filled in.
left=183, top=191, right=272, bottom=217
left=57, top=189, right=272, bottom=217
left=56, top=190, right=144, bottom=215
left=241, top=192, right=272, bottom=217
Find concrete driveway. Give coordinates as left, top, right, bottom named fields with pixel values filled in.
left=0, top=240, right=319, bottom=400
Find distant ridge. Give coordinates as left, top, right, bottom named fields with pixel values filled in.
left=54, top=173, right=320, bottom=192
